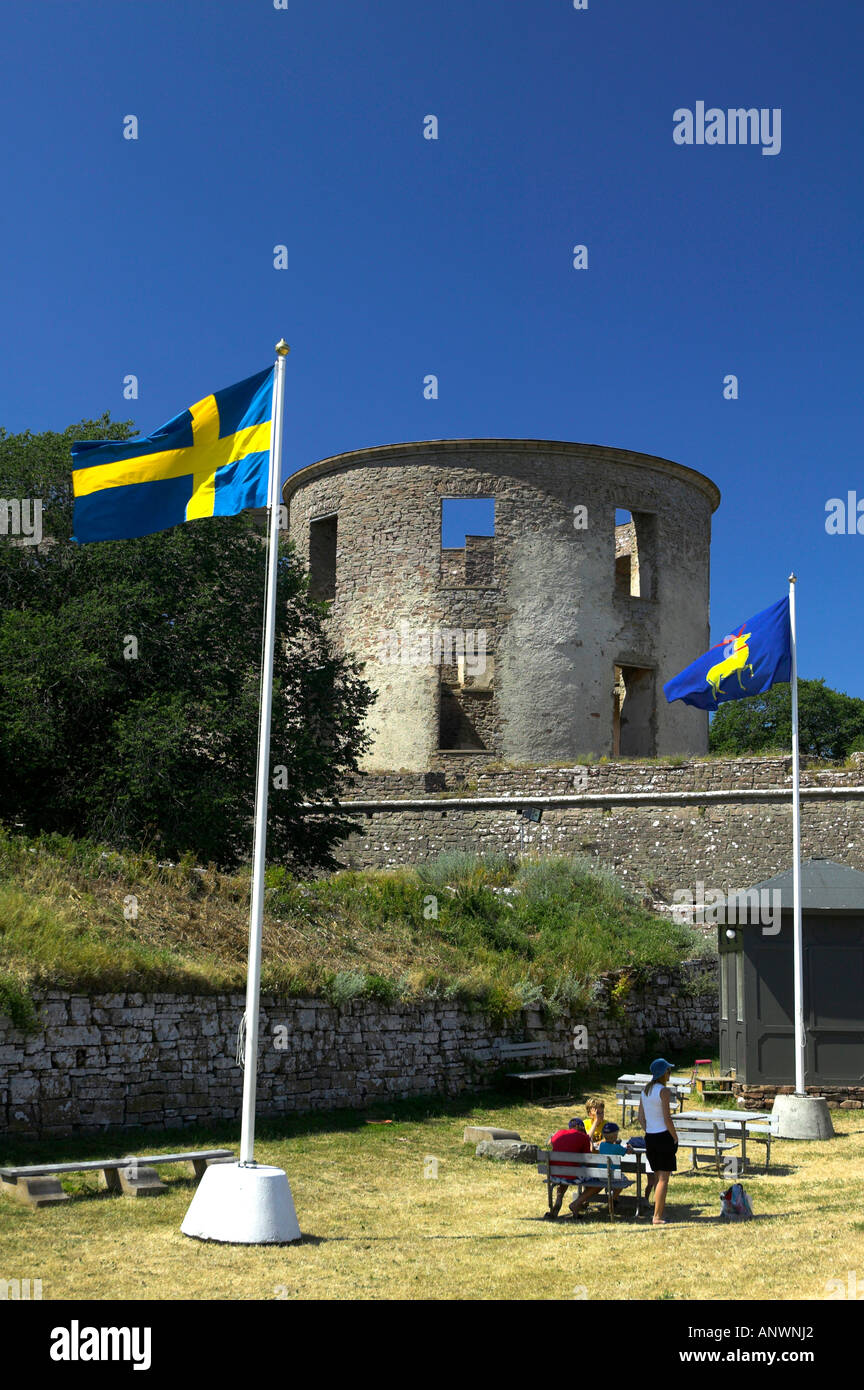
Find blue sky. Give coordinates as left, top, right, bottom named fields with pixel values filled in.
left=2, top=1, right=862, bottom=692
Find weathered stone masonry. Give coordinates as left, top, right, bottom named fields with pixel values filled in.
left=0, top=967, right=716, bottom=1140
left=284, top=439, right=720, bottom=769
left=325, top=757, right=864, bottom=893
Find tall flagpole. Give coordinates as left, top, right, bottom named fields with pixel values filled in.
left=239, top=339, right=290, bottom=1165
left=183, top=341, right=301, bottom=1241
left=788, top=572, right=806, bottom=1096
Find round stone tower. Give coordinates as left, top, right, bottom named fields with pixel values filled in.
left=283, top=439, right=720, bottom=771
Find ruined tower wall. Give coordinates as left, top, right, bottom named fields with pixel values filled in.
left=284, top=440, right=720, bottom=771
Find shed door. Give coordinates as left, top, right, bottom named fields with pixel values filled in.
left=719, top=934, right=746, bottom=1079
left=746, top=913, right=864, bottom=1086
left=806, top=916, right=864, bottom=1084
left=746, top=927, right=795, bottom=1085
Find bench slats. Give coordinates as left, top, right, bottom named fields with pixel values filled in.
left=0, top=1149, right=234, bottom=1181
left=505, top=1068, right=577, bottom=1080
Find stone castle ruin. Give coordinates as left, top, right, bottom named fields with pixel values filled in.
left=283, top=438, right=721, bottom=772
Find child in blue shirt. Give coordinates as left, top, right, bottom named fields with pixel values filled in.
left=597, top=1122, right=633, bottom=1206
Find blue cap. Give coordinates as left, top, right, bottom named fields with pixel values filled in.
left=568, top=1118, right=586, bottom=1130
left=649, top=1057, right=675, bottom=1079
left=601, top=1122, right=620, bottom=1135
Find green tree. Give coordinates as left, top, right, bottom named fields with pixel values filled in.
left=0, top=417, right=374, bottom=868
left=708, top=677, right=864, bottom=759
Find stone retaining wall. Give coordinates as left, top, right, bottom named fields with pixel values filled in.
left=734, top=1084, right=864, bottom=1110
left=328, top=757, right=864, bottom=890
left=345, top=754, right=864, bottom=798
left=0, top=964, right=717, bottom=1140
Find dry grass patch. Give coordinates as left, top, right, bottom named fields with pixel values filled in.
left=2, top=1088, right=862, bottom=1301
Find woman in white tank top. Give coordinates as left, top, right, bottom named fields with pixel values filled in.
left=641, top=1083, right=667, bottom=1132
left=637, top=1058, right=679, bottom=1226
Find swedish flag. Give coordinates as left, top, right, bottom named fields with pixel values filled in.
left=71, top=367, right=274, bottom=543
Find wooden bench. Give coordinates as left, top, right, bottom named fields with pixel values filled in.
left=537, top=1149, right=649, bottom=1221
left=616, top=1083, right=644, bottom=1126
left=0, top=1149, right=235, bottom=1208
left=500, top=1041, right=578, bottom=1100
left=673, top=1119, right=735, bottom=1178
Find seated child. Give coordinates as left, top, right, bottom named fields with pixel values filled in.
left=569, top=1121, right=633, bottom=1217
left=584, top=1097, right=606, bottom=1147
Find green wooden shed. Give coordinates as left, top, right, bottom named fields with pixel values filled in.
left=718, top=857, right=864, bottom=1086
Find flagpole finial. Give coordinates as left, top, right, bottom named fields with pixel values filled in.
left=789, top=572, right=797, bottom=583
left=275, top=339, right=290, bottom=356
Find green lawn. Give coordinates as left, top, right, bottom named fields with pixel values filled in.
left=2, top=1083, right=862, bottom=1301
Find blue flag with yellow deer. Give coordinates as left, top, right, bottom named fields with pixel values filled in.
left=664, top=596, right=792, bottom=709
left=71, top=367, right=273, bottom=543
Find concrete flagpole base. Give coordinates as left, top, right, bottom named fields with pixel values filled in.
left=770, top=1094, right=835, bottom=1140
left=181, top=1162, right=302, bottom=1245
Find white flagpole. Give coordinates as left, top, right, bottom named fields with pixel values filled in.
left=788, top=572, right=806, bottom=1096
left=239, top=339, right=290, bottom=1165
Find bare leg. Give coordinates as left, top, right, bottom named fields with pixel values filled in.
left=547, top=1184, right=567, bottom=1218
left=652, top=1172, right=670, bottom=1224
left=570, top=1185, right=602, bottom=1215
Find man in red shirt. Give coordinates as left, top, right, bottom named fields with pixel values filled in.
left=544, top=1118, right=591, bottom=1219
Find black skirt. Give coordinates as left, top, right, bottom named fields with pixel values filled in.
left=645, top=1130, right=678, bottom=1173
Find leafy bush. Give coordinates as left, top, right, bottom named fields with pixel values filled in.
left=325, top=970, right=367, bottom=1006
left=709, top=677, right=864, bottom=759
left=0, top=418, right=375, bottom=870
left=0, top=973, right=37, bottom=1031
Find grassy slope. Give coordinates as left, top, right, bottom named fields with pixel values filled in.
left=0, top=830, right=710, bottom=1023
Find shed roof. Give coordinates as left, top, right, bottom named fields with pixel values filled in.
left=727, top=858, right=864, bottom=914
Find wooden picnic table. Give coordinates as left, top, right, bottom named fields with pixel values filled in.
left=539, top=1147, right=653, bottom=1218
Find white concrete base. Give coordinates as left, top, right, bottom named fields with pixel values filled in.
left=771, top=1094, right=836, bottom=1140
left=181, top=1162, right=302, bottom=1245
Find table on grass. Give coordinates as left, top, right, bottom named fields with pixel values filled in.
left=540, top=1148, right=653, bottom=1219
left=684, top=1110, right=772, bottom=1170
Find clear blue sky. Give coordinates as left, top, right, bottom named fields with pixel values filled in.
left=2, top=1, right=862, bottom=692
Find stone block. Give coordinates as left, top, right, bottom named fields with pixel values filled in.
left=474, top=1140, right=538, bottom=1163
left=463, top=1126, right=521, bottom=1144
left=153, top=1021, right=180, bottom=1042
left=38, top=1000, right=69, bottom=1026
left=3, top=1175, right=70, bottom=1209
